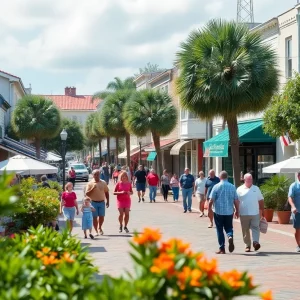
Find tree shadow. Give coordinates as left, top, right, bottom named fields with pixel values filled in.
left=232, top=251, right=300, bottom=256
left=105, top=234, right=133, bottom=238
left=88, top=246, right=107, bottom=253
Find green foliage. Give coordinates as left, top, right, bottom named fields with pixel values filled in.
left=85, top=112, right=103, bottom=141
left=260, top=175, right=291, bottom=211
left=5, top=124, right=19, bottom=141
left=11, top=95, right=61, bottom=140
left=42, top=118, right=84, bottom=153
left=124, top=89, right=177, bottom=137
left=263, top=73, right=300, bottom=140
left=176, top=19, right=279, bottom=120
left=48, top=181, right=63, bottom=194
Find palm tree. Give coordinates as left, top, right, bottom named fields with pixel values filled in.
left=93, top=77, right=136, bottom=100
left=12, top=95, right=61, bottom=158
left=124, top=89, right=177, bottom=176
left=176, top=19, right=279, bottom=186
left=99, top=90, right=132, bottom=166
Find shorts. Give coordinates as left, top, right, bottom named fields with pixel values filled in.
left=92, top=201, right=105, bottom=217
left=62, top=207, right=76, bottom=221
left=196, top=193, right=205, bottom=203
left=292, top=212, right=300, bottom=229
left=136, top=182, right=146, bottom=192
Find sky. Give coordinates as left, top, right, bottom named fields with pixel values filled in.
left=0, top=0, right=297, bottom=95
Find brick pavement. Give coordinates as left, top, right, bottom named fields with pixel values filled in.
left=66, top=180, right=300, bottom=300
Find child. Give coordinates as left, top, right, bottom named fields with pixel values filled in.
left=81, top=197, right=95, bottom=239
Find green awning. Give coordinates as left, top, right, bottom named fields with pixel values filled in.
left=147, top=151, right=157, bottom=161
left=203, top=120, right=275, bottom=157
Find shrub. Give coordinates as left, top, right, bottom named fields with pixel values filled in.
left=49, top=180, right=63, bottom=194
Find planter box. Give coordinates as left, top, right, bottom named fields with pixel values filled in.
left=264, top=209, right=274, bottom=222
left=277, top=211, right=291, bottom=224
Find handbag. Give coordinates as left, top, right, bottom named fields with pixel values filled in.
left=259, top=218, right=268, bottom=234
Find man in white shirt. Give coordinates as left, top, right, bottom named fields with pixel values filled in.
left=194, top=171, right=207, bottom=217
left=237, top=173, right=264, bottom=252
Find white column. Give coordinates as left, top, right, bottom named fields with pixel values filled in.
left=185, top=143, right=188, bottom=168
left=190, top=141, right=193, bottom=174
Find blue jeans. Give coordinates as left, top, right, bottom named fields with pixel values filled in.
left=172, top=187, right=179, bottom=201
left=214, top=213, right=233, bottom=251
left=149, top=185, right=157, bottom=201
left=182, top=187, right=193, bottom=211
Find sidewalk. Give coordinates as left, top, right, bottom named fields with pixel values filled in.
left=66, top=180, right=300, bottom=300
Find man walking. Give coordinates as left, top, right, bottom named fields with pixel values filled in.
left=179, top=168, right=195, bottom=213
left=85, top=169, right=109, bottom=235
left=102, top=162, right=110, bottom=185
left=146, top=169, right=160, bottom=203
left=133, top=165, right=147, bottom=202
left=209, top=171, right=239, bottom=254
left=237, top=173, right=264, bottom=252
left=288, top=172, right=300, bottom=253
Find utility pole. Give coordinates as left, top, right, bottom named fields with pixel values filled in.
left=237, top=0, right=254, bottom=23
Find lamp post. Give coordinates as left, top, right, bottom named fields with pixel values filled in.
left=60, top=129, right=68, bottom=189
left=138, top=137, right=142, bottom=165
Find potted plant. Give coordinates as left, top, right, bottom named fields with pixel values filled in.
left=260, top=175, right=291, bottom=223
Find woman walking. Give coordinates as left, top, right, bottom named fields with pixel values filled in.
left=170, top=173, right=180, bottom=202
left=194, top=171, right=207, bottom=217
left=161, top=169, right=170, bottom=202
left=114, top=171, right=133, bottom=233
left=60, top=182, right=79, bottom=234
left=146, top=169, right=160, bottom=203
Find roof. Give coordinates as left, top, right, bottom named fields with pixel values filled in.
left=0, top=69, right=27, bottom=95
left=44, top=95, right=100, bottom=110
left=144, top=139, right=178, bottom=152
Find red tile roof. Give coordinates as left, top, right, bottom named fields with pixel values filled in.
left=44, top=95, right=101, bottom=110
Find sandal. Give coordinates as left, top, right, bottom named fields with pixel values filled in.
left=124, top=227, right=129, bottom=233
left=208, top=224, right=213, bottom=228
left=119, top=226, right=122, bottom=233
left=245, top=247, right=251, bottom=252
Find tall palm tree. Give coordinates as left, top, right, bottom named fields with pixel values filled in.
left=99, top=90, right=132, bottom=166
left=176, top=19, right=279, bottom=186
left=12, top=95, right=61, bottom=158
left=93, top=77, right=136, bottom=100
left=124, top=89, right=177, bottom=177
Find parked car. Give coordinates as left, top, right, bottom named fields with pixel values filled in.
left=67, top=163, right=89, bottom=182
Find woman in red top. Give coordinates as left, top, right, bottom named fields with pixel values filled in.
left=146, top=169, right=160, bottom=203
left=114, top=171, right=133, bottom=233
left=68, top=167, right=76, bottom=188
left=60, top=182, right=79, bottom=233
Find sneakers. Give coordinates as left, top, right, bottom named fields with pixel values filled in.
left=119, top=226, right=122, bottom=233
left=253, top=241, right=261, bottom=251
left=296, top=246, right=300, bottom=253
left=84, top=235, right=87, bottom=239
left=138, top=198, right=141, bottom=203
left=153, top=199, right=156, bottom=202
left=142, top=197, right=145, bottom=202
left=89, top=233, right=94, bottom=239
left=124, top=227, right=129, bottom=233
left=188, top=209, right=192, bottom=213
left=199, top=212, right=204, bottom=217
left=150, top=200, right=152, bottom=203
left=228, top=237, right=235, bottom=253
left=183, top=210, right=187, bottom=213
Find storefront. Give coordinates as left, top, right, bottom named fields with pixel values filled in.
left=204, top=120, right=276, bottom=184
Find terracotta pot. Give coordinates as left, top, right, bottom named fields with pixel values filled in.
left=264, top=209, right=274, bottom=222
left=277, top=211, right=291, bottom=224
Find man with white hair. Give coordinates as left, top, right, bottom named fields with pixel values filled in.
left=179, top=168, right=195, bottom=213
left=237, top=173, right=264, bottom=252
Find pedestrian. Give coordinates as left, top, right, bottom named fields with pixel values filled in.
left=102, top=162, right=110, bottom=185
left=114, top=171, right=133, bottom=233
left=209, top=171, right=239, bottom=254
left=60, top=182, right=79, bottom=234
left=68, top=166, right=76, bottom=188
left=146, top=169, right=160, bottom=203
left=161, top=169, right=170, bottom=202
left=117, top=163, right=122, bottom=171
left=194, top=171, right=207, bottom=217
left=113, top=168, right=119, bottom=184
left=133, top=165, right=147, bottom=202
left=85, top=169, right=109, bottom=236
left=81, top=197, right=95, bottom=239
left=126, top=166, right=132, bottom=183
left=41, top=175, right=51, bottom=188
left=288, top=171, right=300, bottom=253
left=205, top=169, right=220, bottom=228
left=179, top=168, right=195, bottom=213
left=170, top=173, right=180, bottom=202
left=237, top=173, right=264, bottom=252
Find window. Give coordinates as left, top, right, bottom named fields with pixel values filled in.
left=181, top=109, right=188, bottom=120
left=286, top=38, right=292, bottom=78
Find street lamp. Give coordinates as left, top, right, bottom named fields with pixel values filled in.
left=60, top=128, right=68, bottom=189
left=138, top=137, right=142, bottom=165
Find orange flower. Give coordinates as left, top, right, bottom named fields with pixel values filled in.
left=190, top=269, right=203, bottom=287
left=62, top=252, right=75, bottom=263
left=51, top=252, right=58, bottom=257
left=133, top=228, right=161, bottom=245
left=160, top=238, right=190, bottom=254
left=150, top=253, right=175, bottom=277
left=177, top=267, right=202, bottom=290
left=40, top=255, right=60, bottom=266
left=221, top=270, right=245, bottom=289
left=261, top=290, right=272, bottom=300
left=42, top=247, right=51, bottom=254
left=36, top=250, right=43, bottom=258
left=197, top=257, right=218, bottom=278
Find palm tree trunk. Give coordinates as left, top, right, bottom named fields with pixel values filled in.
left=152, top=132, right=163, bottom=177
left=98, top=139, right=102, bottom=165
left=227, top=116, right=240, bottom=187
left=125, top=132, right=131, bottom=167
left=35, top=139, right=41, bottom=159
left=115, top=137, right=119, bottom=165
left=107, top=136, right=111, bottom=164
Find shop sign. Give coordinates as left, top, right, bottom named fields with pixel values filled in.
left=203, top=141, right=228, bottom=157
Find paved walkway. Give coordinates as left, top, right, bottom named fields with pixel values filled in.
left=64, top=180, right=300, bottom=300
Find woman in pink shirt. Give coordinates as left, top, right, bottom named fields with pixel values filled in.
left=170, top=173, right=180, bottom=202
left=114, top=171, right=133, bottom=233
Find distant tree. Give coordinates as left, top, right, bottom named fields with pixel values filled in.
left=135, top=62, right=164, bottom=76
left=42, top=118, right=84, bottom=154
left=12, top=95, right=61, bottom=158
left=124, top=89, right=177, bottom=176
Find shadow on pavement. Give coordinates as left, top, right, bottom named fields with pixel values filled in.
left=232, top=251, right=300, bottom=256
left=105, top=234, right=133, bottom=237
left=88, top=246, right=107, bottom=253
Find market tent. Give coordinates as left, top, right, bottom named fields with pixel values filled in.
left=262, top=156, right=300, bottom=173
left=46, top=152, right=62, bottom=162
left=0, top=155, right=58, bottom=175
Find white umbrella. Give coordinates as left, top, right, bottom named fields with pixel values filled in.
left=262, top=156, right=300, bottom=173
left=46, top=152, right=62, bottom=162
left=0, top=155, right=58, bottom=175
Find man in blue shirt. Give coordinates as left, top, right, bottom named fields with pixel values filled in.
left=179, top=168, right=195, bottom=213
left=209, top=171, right=239, bottom=254
left=205, top=169, right=220, bottom=228
left=288, top=172, right=300, bottom=252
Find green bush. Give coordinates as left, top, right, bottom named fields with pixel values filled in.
left=49, top=180, right=63, bottom=194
